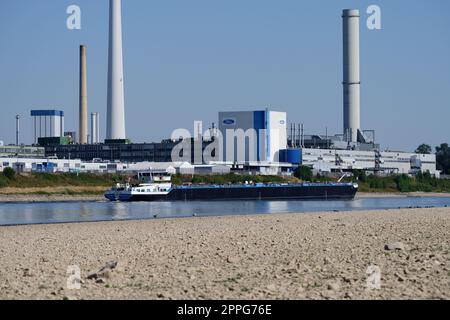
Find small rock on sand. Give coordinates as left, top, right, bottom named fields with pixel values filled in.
left=327, top=282, right=340, bottom=291
left=87, top=261, right=118, bottom=280
left=226, top=256, right=239, bottom=264
left=385, top=242, right=405, bottom=251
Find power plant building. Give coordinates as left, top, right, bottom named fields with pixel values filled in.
left=22, top=7, right=438, bottom=177
left=30, top=110, right=65, bottom=143
left=219, top=110, right=287, bottom=162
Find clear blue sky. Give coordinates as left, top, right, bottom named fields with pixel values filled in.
left=1, top=0, right=449, bottom=151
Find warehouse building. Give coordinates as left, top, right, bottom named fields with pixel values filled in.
left=0, top=145, right=45, bottom=158
left=293, top=148, right=438, bottom=176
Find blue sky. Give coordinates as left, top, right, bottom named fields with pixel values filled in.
left=0, top=0, right=449, bottom=151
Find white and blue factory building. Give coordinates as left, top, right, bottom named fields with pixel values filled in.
left=30, top=110, right=65, bottom=143
left=219, top=110, right=288, bottom=163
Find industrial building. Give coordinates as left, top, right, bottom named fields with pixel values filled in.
left=127, top=162, right=230, bottom=175
left=0, top=157, right=230, bottom=176
left=299, top=148, right=438, bottom=176
left=0, top=158, right=82, bottom=173
left=42, top=139, right=210, bottom=163
left=30, top=110, right=65, bottom=144
left=4, top=7, right=437, bottom=178
left=0, top=145, right=45, bottom=158
left=287, top=129, right=378, bottom=151
left=219, top=110, right=287, bottom=162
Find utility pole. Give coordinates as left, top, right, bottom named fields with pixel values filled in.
left=15, top=115, right=20, bottom=146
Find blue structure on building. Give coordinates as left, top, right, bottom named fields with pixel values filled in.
left=280, top=149, right=302, bottom=165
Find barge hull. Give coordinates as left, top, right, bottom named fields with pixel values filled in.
left=121, top=184, right=358, bottom=202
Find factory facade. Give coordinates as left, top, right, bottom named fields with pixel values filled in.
left=1, top=7, right=439, bottom=177
left=43, top=139, right=210, bottom=164
left=0, top=157, right=230, bottom=176
left=300, top=148, right=437, bottom=176
left=0, top=145, right=45, bottom=158
left=32, top=105, right=438, bottom=176
left=219, top=110, right=287, bottom=163
left=31, top=110, right=65, bottom=144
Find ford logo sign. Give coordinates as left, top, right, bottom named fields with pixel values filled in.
left=280, top=120, right=286, bottom=125
left=223, top=119, right=236, bottom=125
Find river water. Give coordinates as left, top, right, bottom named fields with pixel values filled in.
left=0, top=196, right=449, bottom=226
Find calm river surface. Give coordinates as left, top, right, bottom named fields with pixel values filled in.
left=0, top=196, right=450, bottom=226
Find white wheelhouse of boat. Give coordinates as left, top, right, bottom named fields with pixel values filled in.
left=105, top=170, right=174, bottom=201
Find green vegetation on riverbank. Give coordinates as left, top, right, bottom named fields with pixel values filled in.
left=351, top=171, right=450, bottom=193
left=0, top=171, right=122, bottom=189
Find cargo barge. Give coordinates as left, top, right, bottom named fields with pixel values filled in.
left=105, top=172, right=358, bottom=202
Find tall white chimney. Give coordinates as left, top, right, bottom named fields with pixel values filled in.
left=106, top=0, right=126, bottom=140
left=342, top=9, right=361, bottom=143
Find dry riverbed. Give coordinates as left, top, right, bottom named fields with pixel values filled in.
left=0, top=207, right=449, bottom=300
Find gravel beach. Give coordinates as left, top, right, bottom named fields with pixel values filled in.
left=0, top=207, right=449, bottom=300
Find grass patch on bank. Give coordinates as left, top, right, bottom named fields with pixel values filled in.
left=0, top=172, right=124, bottom=195
left=344, top=171, right=450, bottom=193
left=0, top=172, right=123, bottom=189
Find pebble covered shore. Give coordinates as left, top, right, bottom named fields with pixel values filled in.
left=0, top=207, right=449, bottom=300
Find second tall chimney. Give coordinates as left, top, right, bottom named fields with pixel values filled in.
left=79, top=45, right=88, bottom=144
left=342, top=9, right=361, bottom=143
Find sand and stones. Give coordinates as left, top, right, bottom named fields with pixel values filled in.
left=0, top=207, right=449, bottom=300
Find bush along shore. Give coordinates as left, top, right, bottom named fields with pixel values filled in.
left=347, top=170, right=450, bottom=193
left=0, top=171, right=122, bottom=195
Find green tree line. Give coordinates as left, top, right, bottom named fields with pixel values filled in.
left=416, top=143, right=450, bottom=175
